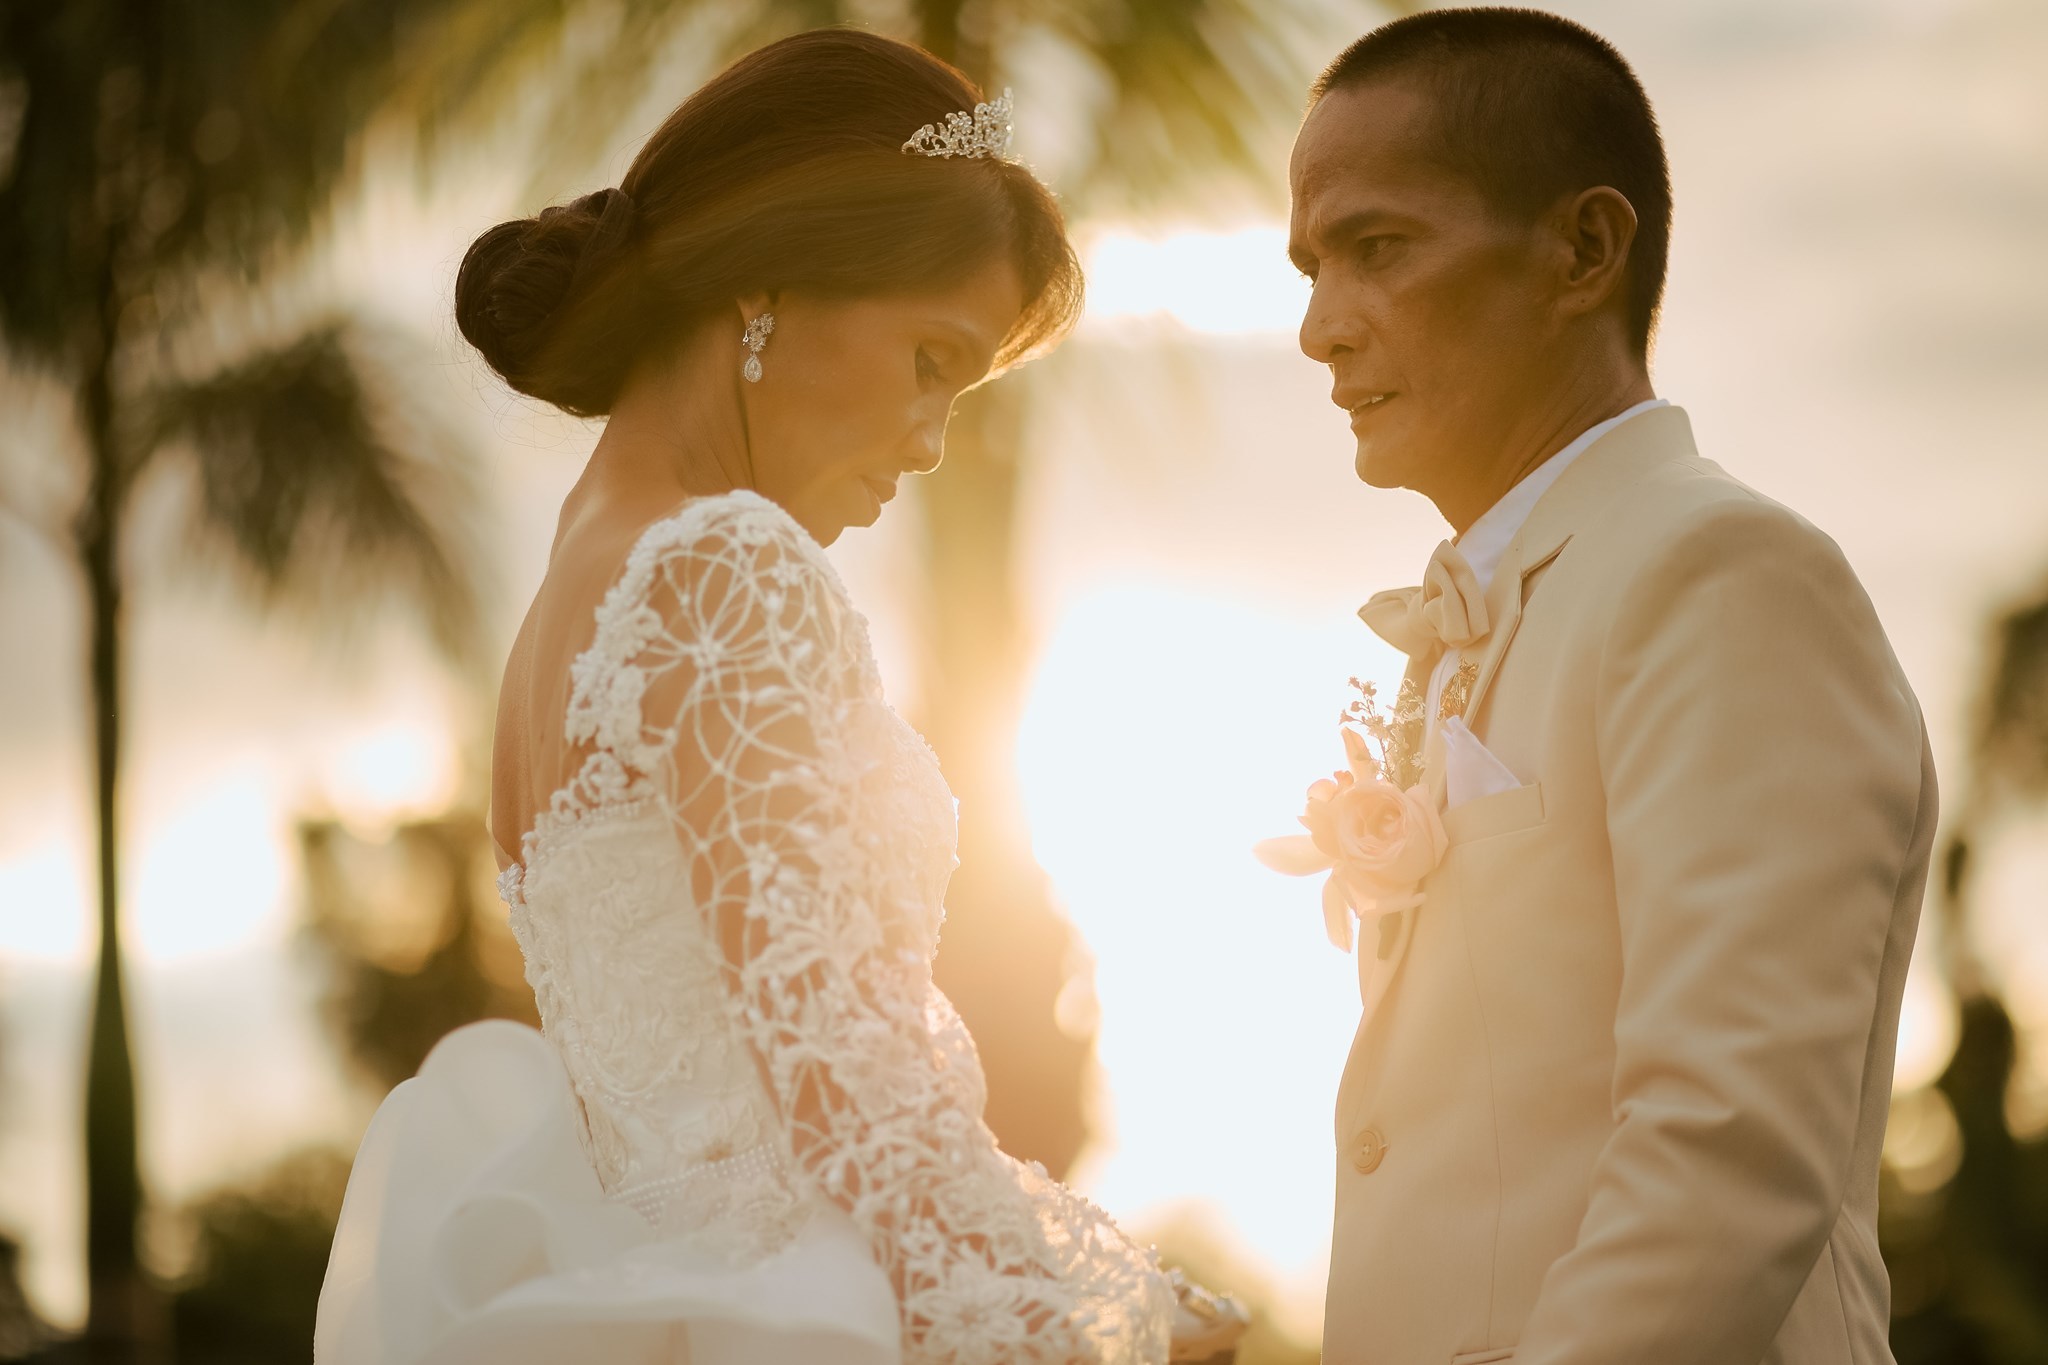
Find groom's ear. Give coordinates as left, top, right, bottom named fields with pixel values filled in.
left=1552, top=185, right=1639, bottom=324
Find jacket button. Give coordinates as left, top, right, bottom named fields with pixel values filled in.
left=1350, top=1126, right=1388, bottom=1174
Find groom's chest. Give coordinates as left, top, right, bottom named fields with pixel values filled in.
left=1340, top=595, right=1622, bottom=1127
left=1338, top=539, right=1636, bottom=1144
left=1392, top=553, right=1620, bottom=998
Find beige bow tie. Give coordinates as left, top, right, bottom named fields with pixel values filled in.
left=1359, top=539, right=1491, bottom=663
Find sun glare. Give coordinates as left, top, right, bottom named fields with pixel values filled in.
left=0, top=839, right=91, bottom=963
left=321, top=717, right=460, bottom=829
left=132, top=767, right=289, bottom=964
left=1893, top=954, right=1958, bottom=1094
left=1081, top=226, right=1307, bottom=335
left=1018, top=580, right=1404, bottom=1320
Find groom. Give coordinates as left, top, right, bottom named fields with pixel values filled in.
left=1288, top=10, right=1936, bottom=1365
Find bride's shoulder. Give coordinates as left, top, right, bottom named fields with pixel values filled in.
left=624, top=489, right=849, bottom=604
left=602, top=491, right=871, bottom=679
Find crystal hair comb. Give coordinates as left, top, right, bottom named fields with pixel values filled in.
left=901, top=88, right=1015, bottom=160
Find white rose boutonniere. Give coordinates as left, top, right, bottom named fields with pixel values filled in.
left=1254, top=678, right=1446, bottom=951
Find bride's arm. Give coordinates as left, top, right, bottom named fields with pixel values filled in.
left=617, top=500, right=1173, bottom=1365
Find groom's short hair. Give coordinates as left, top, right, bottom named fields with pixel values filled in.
left=1313, top=8, right=1672, bottom=354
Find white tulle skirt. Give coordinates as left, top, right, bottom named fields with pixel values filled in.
left=314, top=1019, right=902, bottom=1365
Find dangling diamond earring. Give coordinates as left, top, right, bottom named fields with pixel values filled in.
left=741, top=313, right=775, bottom=383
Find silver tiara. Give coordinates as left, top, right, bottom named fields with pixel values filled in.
left=902, top=88, right=1015, bottom=160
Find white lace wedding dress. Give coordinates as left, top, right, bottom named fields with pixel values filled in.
left=314, top=490, right=1175, bottom=1365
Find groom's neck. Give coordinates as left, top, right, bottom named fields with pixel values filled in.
left=1436, top=365, right=1656, bottom=537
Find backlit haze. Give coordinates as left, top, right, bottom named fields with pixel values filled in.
left=3, top=0, right=2045, bottom=1334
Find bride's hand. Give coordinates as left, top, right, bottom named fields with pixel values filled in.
left=1165, top=1268, right=1250, bottom=1362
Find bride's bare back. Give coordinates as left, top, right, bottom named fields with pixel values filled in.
left=489, top=489, right=684, bottom=870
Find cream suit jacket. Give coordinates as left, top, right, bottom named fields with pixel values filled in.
left=1323, top=406, right=1938, bottom=1365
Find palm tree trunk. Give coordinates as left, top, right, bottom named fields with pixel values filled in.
left=915, top=0, right=987, bottom=79
left=75, top=273, right=159, bottom=1362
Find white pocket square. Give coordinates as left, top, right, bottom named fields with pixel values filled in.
left=1442, top=716, right=1524, bottom=807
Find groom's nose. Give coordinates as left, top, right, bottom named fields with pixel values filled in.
left=1299, top=279, right=1356, bottom=365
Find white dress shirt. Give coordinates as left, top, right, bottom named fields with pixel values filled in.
left=1425, top=398, right=1670, bottom=726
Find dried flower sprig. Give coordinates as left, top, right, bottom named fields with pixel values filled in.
left=1339, top=675, right=1427, bottom=792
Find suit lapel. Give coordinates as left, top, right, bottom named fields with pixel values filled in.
left=1461, top=556, right=1527, bottom=733
left=1459, top=530, right=1570, bottom=732
left=1450, top=404, right=1702, bottom=732
left=1360, top=528, right=1546, bottom=1009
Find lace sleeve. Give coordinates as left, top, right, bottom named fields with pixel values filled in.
left=582, top=494, right=1174, bottom=1365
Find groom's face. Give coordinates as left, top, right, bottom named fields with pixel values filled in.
left=1290, top=77, right=1559, bottom=497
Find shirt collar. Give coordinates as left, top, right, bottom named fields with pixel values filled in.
left=1454, top=398, right=1669, bottom=593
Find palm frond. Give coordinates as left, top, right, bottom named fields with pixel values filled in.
left=391, top=0, right=673, bottom=167
left=1973, top=591, right=2048, bottom=806
left=142, top=319, right=486, bottom=668
left=1025, top=0, right=1389, bottom=217
left=0, top=0, right=477, bottom=359
left=391, top=0, right=861, bottom=204
left=370, top=0, right=1406, bottom=225
left=299, top=811, right=539, bottom=1095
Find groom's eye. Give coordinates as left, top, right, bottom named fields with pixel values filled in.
left=1356, top=235, right=1398, bottom=262
left=915, top=346, right=943, bottom=385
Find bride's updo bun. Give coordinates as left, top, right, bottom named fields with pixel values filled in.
left=455, top=189, right=638, bottom=414
left=454, top=29, right=1083, bottom=418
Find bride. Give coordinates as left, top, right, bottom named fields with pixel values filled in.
left=314, top=28, right=1243, bottom=1365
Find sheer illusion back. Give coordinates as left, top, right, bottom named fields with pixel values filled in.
left=483, top=489, right=1173, bottom=1363
left=489, top=501, right=666, bottom=873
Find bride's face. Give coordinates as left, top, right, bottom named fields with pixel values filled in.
left=741, top=261, right=1026, bottom=544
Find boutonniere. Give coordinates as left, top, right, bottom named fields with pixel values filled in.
left=1254, top=677, right=1446, bottom=952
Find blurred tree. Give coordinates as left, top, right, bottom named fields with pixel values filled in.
left=0, top=5, right=485, bottom=1357
left=1883, top=995, right=2048, bottom=1363
left=402, top=0, right=1396, bottom=1178
left=159, top=1147, right=350, bottom=1365
left=1937, top=593, right=2048, bottom=997
left=298, top=809, right=539, bottom=1095
left=1880, top=588, right=2048, bottom=1361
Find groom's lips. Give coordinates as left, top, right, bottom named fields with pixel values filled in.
left=1339, top=391, right=1396, bottom=422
